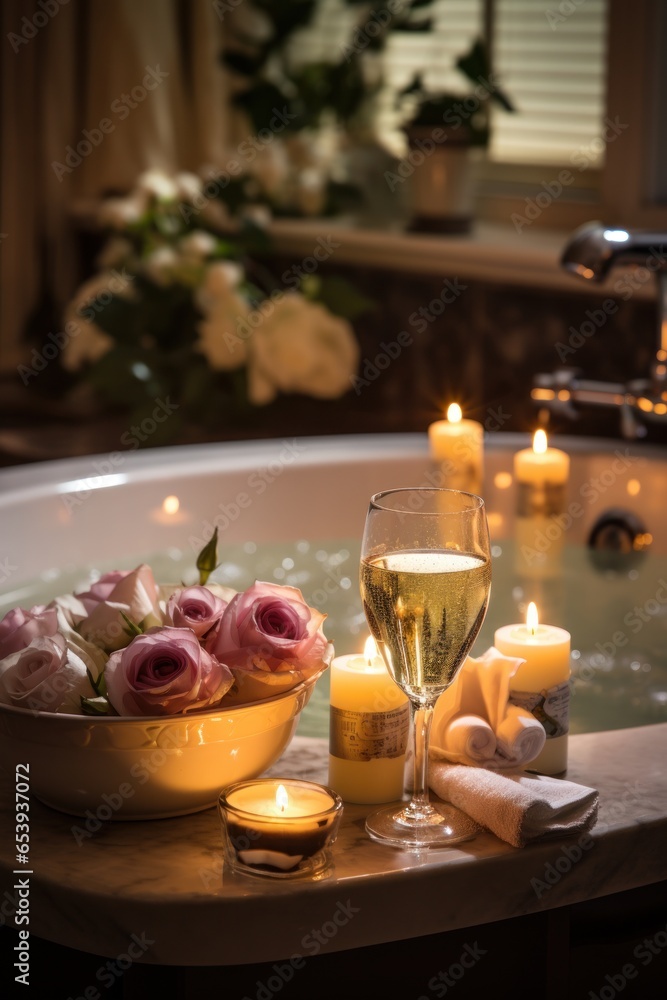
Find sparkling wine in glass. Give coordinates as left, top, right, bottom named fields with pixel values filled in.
left=360, top=488, right=491, bottom=848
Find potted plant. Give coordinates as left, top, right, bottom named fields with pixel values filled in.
left=396, top=38, right=515, bottom=233
left=220, top=1, right=432, bottom=219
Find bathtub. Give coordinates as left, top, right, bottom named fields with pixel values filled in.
left=1, top=432, right=666, bottom=985
left=1, top=431, right=666, bottom=736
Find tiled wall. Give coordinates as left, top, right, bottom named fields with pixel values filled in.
left=275, top=256, right=660, bottom=444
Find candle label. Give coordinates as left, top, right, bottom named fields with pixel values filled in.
left=517, top=482, right=566, bottom=517
left=329, top=705, right=409, bottom=761
left=509, top=681, right=569, bottom=739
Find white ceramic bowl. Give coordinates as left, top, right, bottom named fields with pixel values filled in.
left=0, top=671, right=323, bottom=821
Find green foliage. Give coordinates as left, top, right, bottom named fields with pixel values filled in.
left=397, top=37, right=515, bottom=146
left=455, top=38, right=514, bottom=113
left=196, top=527, right=219, bottom=585
left=310, top=275, right=375, bottom=321
left=222, top=0, right=407, bottom=134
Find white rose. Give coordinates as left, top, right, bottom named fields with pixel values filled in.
left=98, top=193, right=148, bottom=229
left=75, top=564, right=162, bottom=653
left=62, top=273, right=125, bottom=372
left=239, top=204, right=272, bottom=229
left=48, top=597, right=108, bottom=680
left=247, top=294, right=359, bottom=404
left=0, top=632, right=99, bottom=714
left=136, top=170, right=178, bottom=201
left=179, top=230, right=218, bottom=259
left=143, top=246, right=180, bottom=286
left=175, top=172, right=203, bottom=202
left=195, top=262, right=250, bottom=370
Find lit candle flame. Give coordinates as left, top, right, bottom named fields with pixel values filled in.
left=364, top=635, right=378, bottom=665
left=447, top=403, right=462, bottom=424
left=162, top=495, right=180, bottom=515
left=533, top=429, right=547, bottom=455
left=526, top=602, right=539, bottom=634
left=276, top=784, right=289, bottom=813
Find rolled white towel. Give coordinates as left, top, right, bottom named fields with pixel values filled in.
left=431, top=714, right=497, bottom=766
left=493, top=705, right=546, bottom=770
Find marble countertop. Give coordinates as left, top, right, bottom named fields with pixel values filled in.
left=1, top=726, right=666, bottom=966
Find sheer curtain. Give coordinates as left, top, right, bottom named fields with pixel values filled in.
left=1, top=0, right=231, bottom=371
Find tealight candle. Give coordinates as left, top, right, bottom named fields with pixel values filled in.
left=494, top=602, right=571, bottom=775
left=219, top=778, right=343, bottom=879
left=428, top=403, right=484, bottom=495
left=514, top=430, right=570, bottom=576
left=329, top=637, right=409, bottom=804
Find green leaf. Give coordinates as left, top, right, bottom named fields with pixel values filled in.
left=395, top=18, right=432, bottom=32
left=120, top=611, right=144, bottom=638
left=85, top=665, right=105, bottom=697
left=238, top=218, right=273, bottom=255
left=315, top=276, right=375, bottom=321
left=327, top=56, right=367, bottom=123
left=80, top=695, right=111, bottom=716
left=455, top=38, right=515, bottom=112
left=455, top=38, right=490, bottom=85
left=233, top=82, right=296, bottom=133
left=197, top=527, right=219, bottom=585
left=86, top=346, right=165, bottom=407
left=401, top=72, right=423, bottom=95
left=253, top=0, right=318, bottom=48
left=489, top=84, right=515, bottom=114
left=84, top=293, right=141, bottom=344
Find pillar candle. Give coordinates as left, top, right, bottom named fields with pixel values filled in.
left=328, top=637, right=409, bottom=804
left=514, top=430, right=570, bottom=577
left=428, top=403, right=484, bottom=495
left=494, top=603, right=571, bottom=775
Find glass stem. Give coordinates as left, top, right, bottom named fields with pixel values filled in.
left=408, top=700, right=435, bottom=820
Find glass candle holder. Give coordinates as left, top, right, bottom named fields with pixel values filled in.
left=219, top=778, right=343, bottom=880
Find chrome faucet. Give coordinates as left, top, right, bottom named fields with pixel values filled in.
left=532, top=222, right=667, bottom=438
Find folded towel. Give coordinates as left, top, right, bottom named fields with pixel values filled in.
left=495, top=705, right=546, bottom=770
left=431, top=714, right=497, bottom=766
left=431, top=648, right=545, bottom=769
left=429, top=762, right=599, bottom=848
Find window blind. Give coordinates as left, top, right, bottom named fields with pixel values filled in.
left=292, top=0, right=608, bottom=167
left=491, top=0, right=608, bottom=165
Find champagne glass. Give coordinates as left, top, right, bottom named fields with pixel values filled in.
left=360, top=488, right=491, bottom=848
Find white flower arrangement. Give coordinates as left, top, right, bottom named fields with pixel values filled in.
left=63, top=171, right=367, bottom=429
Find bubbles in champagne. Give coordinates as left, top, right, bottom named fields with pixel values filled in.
left=360, top=549, right=491, bottom=701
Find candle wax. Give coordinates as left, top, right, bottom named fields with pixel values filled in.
left=221, top=779, right=342, bottom=873
left=329, top=653, right=409, bottom=804
left=494, top=622, right=571, bottom=775
left=428, top=416, right=484, bottom=494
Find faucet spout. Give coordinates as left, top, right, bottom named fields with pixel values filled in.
left=560, top=222, right=667, bottom=281
left=533, top=222, right=667, bottom=438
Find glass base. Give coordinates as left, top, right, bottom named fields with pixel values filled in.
left=224, top=847, right=333, bottom=880
left=365, top=802, right=478, bottom=849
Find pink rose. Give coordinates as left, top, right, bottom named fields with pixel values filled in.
left=105, top=626, right=233, bottom=717
left=75, top=571, right=130, bottom=613
left=164, top=586, right=228, bottom=639
left=0, top=606, right=58, bottom=660
left=76, top=564, right=161, bottom=652
left=211, top=582, right=329, bottom=672
left=0, top=632, right=98, bottom=713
